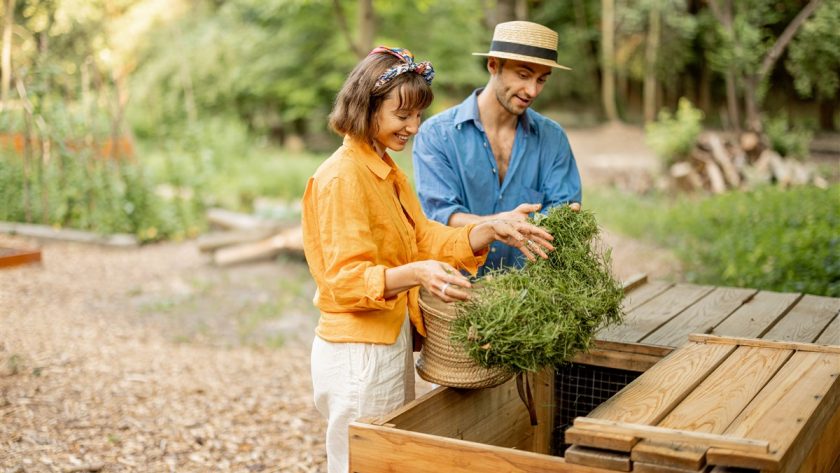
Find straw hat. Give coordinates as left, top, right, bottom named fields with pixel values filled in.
left=473, top=21, right=570, bottom=70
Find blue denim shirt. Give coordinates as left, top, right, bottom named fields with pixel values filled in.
left=413, top=89, right=582, bottom=274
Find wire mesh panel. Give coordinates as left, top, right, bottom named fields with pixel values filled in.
left=552, top=363, right=641, bottom=455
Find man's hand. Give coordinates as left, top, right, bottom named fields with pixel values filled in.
left=569, top=202, right=581, bottom=212
left=495, top=203, right=541, bottom=222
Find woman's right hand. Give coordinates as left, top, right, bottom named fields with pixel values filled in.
left=412, top=260, right=472, bottom=302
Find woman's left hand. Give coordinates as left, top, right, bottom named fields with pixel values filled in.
left=486, top=219, right=555, bottom=261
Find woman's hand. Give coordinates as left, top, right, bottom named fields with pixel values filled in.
left=411, top=260, right=473, bottom=302
left=470, top=219, right=555, bottom=261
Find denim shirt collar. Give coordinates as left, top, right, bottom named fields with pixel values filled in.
left=453, top=88, right=536, bottom=135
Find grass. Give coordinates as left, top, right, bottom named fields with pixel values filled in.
left=584, top=185, right=840, bottom=297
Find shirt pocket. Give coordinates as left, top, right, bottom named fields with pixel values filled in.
left=524, top=187, right=545, bottom=206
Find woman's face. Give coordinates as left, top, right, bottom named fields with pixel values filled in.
left=372, top=93, right=423, bottom=156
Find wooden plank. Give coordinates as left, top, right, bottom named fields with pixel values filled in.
left=196, top=228, right=277, bottom=252
left=763, top=294, right=840, bottom=343
left=815, top=314, right=840, bottom=346
left=711, top=291, right=801, bottom=339
left=572, top=348, right=662, bottom=373
left=531, top=368, right=555, bottom=454
left=689, top=334, right=840, bottom=354
left=349, top=422, right=618, bottom=473
left=642, top=287, right=756, bottom=347
left=634, top=461, right=706, bottom=473
left=593, top=340, right=674, bottom=358
left=0, top=221, right=138, bottom=247
left=213, top=226, right=304, bottom=266
left=790, top=397, right=840, bottom=473
left=380, top=375, right=545, bottom=451
left=565, top=445, right=632, bottom=472
left=573, top=418, right=769, bottom=454
left=564, top=428, right=638, bottom=453
left=622, top=273, right=649, bottom=293
left=205, top=208, right=280, bottom=231
left=631, top=346, right=792, bottom=470
left=0, top=246, right=41, bottom=268
left=706, top=352, right=840, bottom=472
left=567, top=341, right=736, bottom=451
left=618, top=280, right=675, bottom=317
left=598, top=284, right=715, bottom=344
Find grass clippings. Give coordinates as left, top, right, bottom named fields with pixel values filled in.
left=452, top=205, right=624, bottom=373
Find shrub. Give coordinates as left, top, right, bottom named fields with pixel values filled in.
left=764, top=115, right=813, bottom=160
left=645, top=98, right=704, bottom=166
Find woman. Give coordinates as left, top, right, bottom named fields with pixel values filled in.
left=301, top=46, right=554, bottom=473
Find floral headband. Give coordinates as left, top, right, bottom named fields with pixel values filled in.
left=369, top=46, right=435, bottom=89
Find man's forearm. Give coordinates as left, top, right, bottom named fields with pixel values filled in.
left=447, top=212, right=488, bottom=227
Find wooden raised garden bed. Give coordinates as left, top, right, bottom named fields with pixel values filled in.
left=0, top=246, right=42, bottom=269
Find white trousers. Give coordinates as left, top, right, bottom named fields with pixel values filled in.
left=311, top=316, right=415, bottom=473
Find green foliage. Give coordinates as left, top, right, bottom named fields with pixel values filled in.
left=586, top=186, right=840, bottom=297
left=787, top=1, right=840, bottom=101
left=645, top=98, right=704, bottom=166
left=764, top=115, right=813, bottom=160
left=451, top=206, right=624, bottom=373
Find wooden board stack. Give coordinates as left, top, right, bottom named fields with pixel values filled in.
left=564, top=334, right=840, bottom=473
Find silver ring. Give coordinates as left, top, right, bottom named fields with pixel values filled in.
left=441, top=282, right=451, bottom=296
left=526, top=239, right=534, bottom=247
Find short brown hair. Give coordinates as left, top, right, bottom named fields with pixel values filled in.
left=329, top=53, right=434, bottom=142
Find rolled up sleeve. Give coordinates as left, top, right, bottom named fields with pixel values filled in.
left=413, top=123, right=470, bottom=225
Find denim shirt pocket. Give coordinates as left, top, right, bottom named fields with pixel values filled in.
left=523, top=187, right=545, bottom=207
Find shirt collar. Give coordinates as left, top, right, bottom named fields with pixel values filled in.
left=343, top=135, right=393, bottom=180
left=453, top=88, right=536, bottom=135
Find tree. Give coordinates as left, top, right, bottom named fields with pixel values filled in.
left=1, top=0, right=15, bottom=107
left=601, top=0, right=619, bottom=121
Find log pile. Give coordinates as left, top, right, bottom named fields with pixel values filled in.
left=199, top=207, right=304, bottom=266
left=669, top=132, right=829, bottom=193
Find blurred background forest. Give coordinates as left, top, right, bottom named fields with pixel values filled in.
left=0, top=0, right=838, bottom=295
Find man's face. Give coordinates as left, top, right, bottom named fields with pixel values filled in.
left=489, top=58, right=552, bottom=116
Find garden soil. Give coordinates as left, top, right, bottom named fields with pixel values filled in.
left=0, top=124, right=680, bottom=473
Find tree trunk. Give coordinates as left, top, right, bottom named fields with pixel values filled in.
left=601, top=0, right=619, bottom=122
left=643, top=3, right=661, bottom=123
left=495, top=0, right=516, bottom=23
left=743, top=0, right=823, bottom=133
left=1, top=0, right=16, bottom=107
left=819, top=99, right=836, bottom=131
left=357, top=0, right=374, bottom=54
left=515, top=0, right=528, bottom=21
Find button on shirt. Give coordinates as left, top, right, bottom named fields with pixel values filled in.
left=413, top=89, right=582, bottom=273
left=302, top=136, right=487, bottom=344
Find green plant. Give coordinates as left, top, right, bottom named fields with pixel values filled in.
left=451, top=206, right=624, bottom=373
left=585, top=186, right=840, bottom=297
left=645, top=98, right=704, bottom=166
left=764, top=115, right=813, bottom=160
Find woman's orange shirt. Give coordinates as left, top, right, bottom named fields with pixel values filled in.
left=302, top=136, right=487, bottom=344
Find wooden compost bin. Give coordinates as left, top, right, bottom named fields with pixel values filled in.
left=349, top=277, right=840, bottom=473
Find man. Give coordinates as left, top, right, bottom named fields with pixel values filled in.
left=413, top=21, right=581, bottom=274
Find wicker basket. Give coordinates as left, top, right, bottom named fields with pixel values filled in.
left=416, top=287, right=513, bottom=389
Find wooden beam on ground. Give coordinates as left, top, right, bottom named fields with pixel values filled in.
left=0, top=246, right=41, bottom=268
left=206, top=208, right=280, bottom=231
left=213, top=226, right=303, bottom=266
left=0, top=221, right=138, bottom=247
left=196, top=229, right=277, bottom=253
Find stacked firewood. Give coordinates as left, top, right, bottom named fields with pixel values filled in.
left=669, top=132, right=829, bottom=193
left=198, top=207, right=303, bottom=266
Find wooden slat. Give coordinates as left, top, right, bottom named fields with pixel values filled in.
left=711, top=291, right=801, bottom=339
left=631, top=346, right=792, bottom=470
left=380, top=377, right=526, bottom=445
left=531, top=368, right=555, bottom=454
left=572, top=348, right=662, bottom=373
left=573, top=418, right=769, bottom=454
left=349, top=422, right=617, bottom=473
left=642, top=287, right=756, bottom=347
left=599, top=284, right=715, bottom=344
left=565, top=341, right=736, bottom=451
left=0, top=246, right=41, bottom=268
left=762, top=294, right=840, bottom=343
left=633, top=461, right=705, bottom=473
left=706, top=352, right=840, bottom=472
left=689, top=333, right=840, bottom=354
left=789, top=398, right=840, bottom=473
left=815, top=314, right=840, bottom=346
left=565, top=445, right=632, bottom=472
left=622, top=273, right=649, bottom=293
left=620, top=280, right=674, bottom=314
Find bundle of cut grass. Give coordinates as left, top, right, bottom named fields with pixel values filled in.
left=451, top=205, right=624, bottom=373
